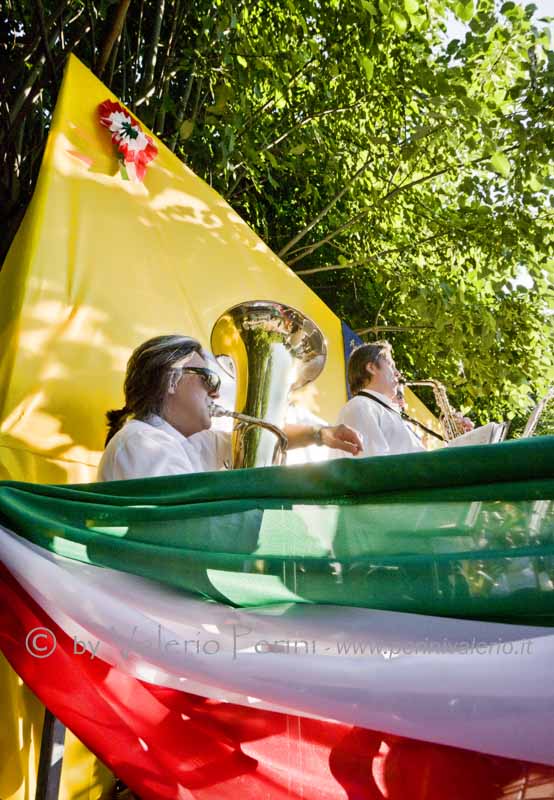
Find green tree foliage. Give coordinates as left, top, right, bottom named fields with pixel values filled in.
left=1, top=0, right=553, bottom=425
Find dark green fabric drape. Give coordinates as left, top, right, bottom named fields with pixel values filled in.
left=1, top=437, right=554, bottom=622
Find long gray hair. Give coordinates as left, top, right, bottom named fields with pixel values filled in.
left=105, top=334, right=203, bottom=444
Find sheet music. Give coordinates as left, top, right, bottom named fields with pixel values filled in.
left=446, top=421, right=508, bottom=447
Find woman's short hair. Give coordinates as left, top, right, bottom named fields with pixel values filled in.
left=105, top=334, right=203, bottom=444
left=347, top=341, right=392, bottom=395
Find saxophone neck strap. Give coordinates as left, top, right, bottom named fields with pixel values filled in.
left=357, top=391, right=446, bottom=443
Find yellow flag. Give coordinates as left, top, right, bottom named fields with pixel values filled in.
left=0, top=55, right=346, bottom=484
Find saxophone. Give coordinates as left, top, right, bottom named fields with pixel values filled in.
left=405, top=379, right=466, bottom=441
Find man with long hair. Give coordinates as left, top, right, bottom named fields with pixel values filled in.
left=98, top=334, right=362, bottom=481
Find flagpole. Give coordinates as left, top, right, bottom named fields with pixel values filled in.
left=35, top=709, right=65, bottom=800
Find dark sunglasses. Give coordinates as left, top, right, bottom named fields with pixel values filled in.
left=180, top=366, right=221, bottom=394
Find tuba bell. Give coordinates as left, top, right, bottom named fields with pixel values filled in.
left=210, top=300, right=327, bottom=468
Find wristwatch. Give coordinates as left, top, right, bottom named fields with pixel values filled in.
left=312, top=425, right=325, bottom=446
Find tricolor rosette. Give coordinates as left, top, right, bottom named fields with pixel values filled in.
left=98, top=99, right=157, bottom=181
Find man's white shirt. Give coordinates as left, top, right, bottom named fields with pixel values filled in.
left=337, top=390, right=424, bottom=458
left=97, top=392, right=421, bottom=481
left=97, top=414, right=232, bottom=481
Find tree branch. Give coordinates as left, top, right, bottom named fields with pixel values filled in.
left=35, top=0, right=57, bottom=79
left=96, top=0, right=131, bottom=79
left=355, top=324, right=433, bottom=335
left=235, top=55, right=317, bottom=141
left=86, top=0, right=97, bottom=70
left=131, top=0, right=145, bottom=107
left=278, top=154, right=373, bottom=258
left=7, top=58, right=45, bottom=129
left=141, top=0, right=165, bottom=94
left=153, top=0, right=181, bottom=133
left=374, top=300, right=385, bottom=327
left=287, top=145, right=520, bottom=265
left=2, top=0, right=66, bottom=89
left=225, top=100, right=368, bottom=200
left=295, top=232, right=449, bottom=275
left=169, top=71, right=195, bottom=151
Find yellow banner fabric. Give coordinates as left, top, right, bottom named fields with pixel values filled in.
left=0, top=55, right=346, bottom=485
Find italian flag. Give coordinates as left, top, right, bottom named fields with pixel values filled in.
left=1, top=438, right=554, bottom=798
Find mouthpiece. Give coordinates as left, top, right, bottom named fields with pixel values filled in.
left=208, top=402, right=228, bottom=418
left=207, top=401, right=288, bottom=456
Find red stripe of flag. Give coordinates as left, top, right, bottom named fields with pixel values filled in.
left=1, top=564, right=552, bottom=799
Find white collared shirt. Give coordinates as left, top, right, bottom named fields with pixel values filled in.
left=97, top=415, right=232, bottom=481
left=337, top=390, right=424, bottom=458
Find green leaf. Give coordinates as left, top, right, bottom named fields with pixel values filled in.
left=524, top=3, right=537, bottom=18
left=208, top=83, right=233, bottom=116
left=454, top=1, right=474, bottom=22
left=463, top=97, right=482, bottom=115
left=409, top=12, right=427, bottom=30
left=392, top=10, right=408, bottom=34
left=236, top=55, right=248, bottom=68
left=404, top=0, right=419, bottom=12
left=179, top=119, right=195, bottom=140
left=274, top=88, right=287, bottom=109
left=290, top=143, right=307, bottom=155
left=361, top=56, right=374, bottom=81
left=490, top=151, right=511, bottom=178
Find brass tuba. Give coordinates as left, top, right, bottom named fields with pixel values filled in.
left=210, top=301, right=327, bottom=468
